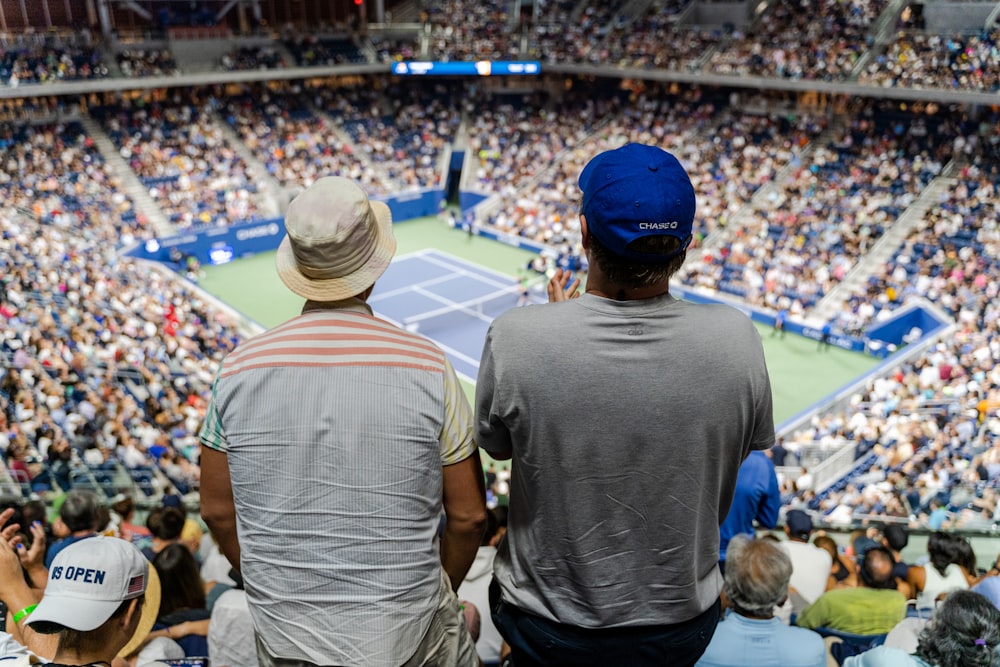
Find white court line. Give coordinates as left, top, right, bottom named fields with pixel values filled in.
left=417, top=253, right=515, bottom=291
left=375, top=307, right=482, bottom=376
left=369, top=248, right=526, bottom=377
left=421, top=249, right=527, bottom=283
left=411, top=285, right=496, bottom=325
left=368, top=271, right=463, bottom=302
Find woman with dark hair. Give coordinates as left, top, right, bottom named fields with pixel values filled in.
left=142, top=505, right=186, bottom=560
left=814, top=534, right=856, bottom=589
left=844, top=590, right=1000, bottom=667
left=906, top=532, right=970, bottom=610
left=147, top=543, right=211, bottom=657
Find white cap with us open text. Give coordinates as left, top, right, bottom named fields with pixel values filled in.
left=27, top=536, right=152, bottom=633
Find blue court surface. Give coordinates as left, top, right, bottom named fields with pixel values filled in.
left=369, top=250, right=544, bottom=380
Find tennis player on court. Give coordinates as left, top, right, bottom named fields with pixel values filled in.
left=475, top=143, right=776, bottom=666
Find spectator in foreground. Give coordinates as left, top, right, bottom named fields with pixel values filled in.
left=905, top=532, right=971, bottom=612
left=844, top=590, right=1000, bottom=667
left=797, top=545, right=907, bottom=636
left=695, top=534, right=825, bottom=667
left=718, top=449, right=780, bottom=567
left=476, top=143, right=775, bottom=665
left=457, top=507, right=504, bottom=664
left=200, top=176, right=486, bottom=666
left=45, top=489, right=100, bottom=568
left=780, top=510, right=832, bottom=613
left=3, top=535, right=159, bottom=665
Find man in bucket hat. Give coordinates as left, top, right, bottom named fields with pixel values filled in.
left=200, top=177, right=486, bottom=667
left=475, top=144, right=775, bottom=666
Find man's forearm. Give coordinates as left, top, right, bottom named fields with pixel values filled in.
left=205, top=513, right=241, bottom=575
left=440, top=517, right=486, bottom=591
left=199, top=446, right=241, bottom=573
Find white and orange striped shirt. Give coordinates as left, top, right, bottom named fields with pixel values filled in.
left=199, top=299, right=476, bottom=666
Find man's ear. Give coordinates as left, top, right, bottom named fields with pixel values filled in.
left=580, top=215, right=590, bottom=250
left=121, top=597, right=141, bottom=632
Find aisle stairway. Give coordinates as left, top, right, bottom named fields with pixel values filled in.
left=211, top=113, right=287, bottom=218
left=812, top=160, right=961, bottom=321
left=77, top=115, right=175, bottom=238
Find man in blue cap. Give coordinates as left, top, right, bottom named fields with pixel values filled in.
left=475, top=143, right=776, bottom=666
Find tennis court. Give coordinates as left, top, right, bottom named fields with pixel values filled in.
left=370, top=250, right=543, bottom=380
left=198, top=215, right=880, bottom=425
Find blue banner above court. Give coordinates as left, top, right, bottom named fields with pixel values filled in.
left=390, top=61, right=541, bottom=76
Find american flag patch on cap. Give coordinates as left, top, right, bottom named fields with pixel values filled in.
left=127, top=574, right=145, bottom=596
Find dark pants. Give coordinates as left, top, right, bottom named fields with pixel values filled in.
left=490, top=581, right=721, bottom=667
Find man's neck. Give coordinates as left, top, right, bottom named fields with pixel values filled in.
left=731, top=604, right=773, bottom=621
left=52, top=645, right=114, bottom=666
left=584, top=261, right=671, bottom=301
left=301, top=297, right=372, bottom=315
left=585, top=282, right=671, bottom=302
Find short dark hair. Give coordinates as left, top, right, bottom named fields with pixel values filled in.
left=31, top=596, right=139, bottom=635
left=859, top=546, right=897, bottom=590
left=928, top=531, right=960, bottom=577
left=883, top=524, right=908, bottom=552
left=60, top=490, right=100, bottom=533
left=146, top=506, right=186, bottom=541
left=587, top=233, right=687, bottom=290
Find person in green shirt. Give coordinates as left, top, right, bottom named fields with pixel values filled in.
left=796, top=546, right=906, bottom=636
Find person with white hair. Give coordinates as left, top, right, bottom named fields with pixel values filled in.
left=695, top=535, right=825, bottom=667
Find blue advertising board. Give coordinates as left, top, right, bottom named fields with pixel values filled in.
left=391, top=61, right=541, bottom=76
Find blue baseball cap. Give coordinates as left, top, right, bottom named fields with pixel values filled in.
left=579, top=143, right=696, bottom=262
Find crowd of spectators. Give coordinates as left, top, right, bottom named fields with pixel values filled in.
left=474, top=87, right=826, bottom=251
left=0, top=118, right=244, bottom=496
left=425, top=0, right=518, bottom=61
left=780, top=321, right=1000, bottom=531
left=0, top=36, right=107, bottom=87
left=93, top=100, right=261, bottom=229
left=708, top=0, right=887, bottom=80
left=220, top=45, right=286, bottom=71
left=225, top=80, right=457, bottom=194
left=861, top=27, right=1000, bottom=92
left=466, top=90, right=617, bottom=197
left=337, top=81, right=460, bottom=190
left=222, top=85, right=394, bottom=195
left=282, top=34, right=365, bottom=66
left=0, top=121, right=148, bottom=242
left=682, top=108, right=953, bottom=312
left=115, top=49, right=179, bottom=78
left=597, top=0, right=699, bottom=69
left=826, top=117, right=1000, bottom=336
left=0, top=197, right=239, bottom=505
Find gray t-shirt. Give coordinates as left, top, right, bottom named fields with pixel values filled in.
left=476, top=292, right=775, bottom=627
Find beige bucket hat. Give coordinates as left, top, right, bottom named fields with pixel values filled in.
left=276, top=176, right=396, bottom=301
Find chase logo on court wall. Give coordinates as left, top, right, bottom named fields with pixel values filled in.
left=236, top=223, right=280, bottom=241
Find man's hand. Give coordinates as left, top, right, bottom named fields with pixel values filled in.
left=19, top=522, right=47, bottom=589
left=547, top=268, right=581, bottom=303
left=0, top=528, right=26, bottom=601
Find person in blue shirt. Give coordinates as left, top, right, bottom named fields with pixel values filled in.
left=719, top=450, right=780, bottom=566
left=696, top=534, right=826, bottom=667
left=44, top=489, right=99, bottom=568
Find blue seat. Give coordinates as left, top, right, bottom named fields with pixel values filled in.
left=813, top=627, right=887, bottom=665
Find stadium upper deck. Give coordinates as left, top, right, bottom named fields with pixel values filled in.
left=0, top=0, right=996, bottom=103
